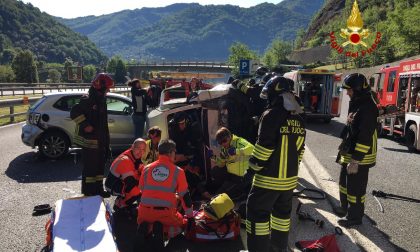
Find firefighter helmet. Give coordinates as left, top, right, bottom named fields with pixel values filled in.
left=260, top=76, right=291, bottom=100
left=255, top=66, right=270, bottom=77
left=342, top=73, right=369, bottom=92
left=261, top=73, right=274, bottom=84
left=92, top=73, right=114, bottom=91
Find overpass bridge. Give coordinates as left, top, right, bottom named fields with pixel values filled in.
left=127, top=61, right=233, bottom=79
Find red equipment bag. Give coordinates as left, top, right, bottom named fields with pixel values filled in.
left=186, top=209, right=241, bottom=242
left=295, top=234, right=340, bottom=252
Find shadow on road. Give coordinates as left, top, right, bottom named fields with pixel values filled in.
left=297, top=178, right=407, bottom=252
left=5, top=149, right=82, bottom=183
left=306, top=119, right=346, bottom=139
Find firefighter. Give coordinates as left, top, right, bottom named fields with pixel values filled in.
left=233, top=72, right=274, bottom=142
left=142, top=126, right=162, bottom=165
left=334, top=73, right=378, bottom=228
left=245, top=76, right=305, bottom=252
left=209, top=127, right=254, bottom=201
left=136, top=139, right=194, bottom=249
left=70, top=73, right=114, bottom=197
left=105, top=138, right=147, bottom=210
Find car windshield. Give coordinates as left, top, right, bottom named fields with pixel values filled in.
left=30, top=96, right=47, bottom=110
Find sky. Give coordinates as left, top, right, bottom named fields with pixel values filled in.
left=22, top=0, right=282, bottom=19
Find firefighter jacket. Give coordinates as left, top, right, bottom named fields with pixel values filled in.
left=105, top=149, right=143, bottom=198
left=337, top=93, right=378, bottom=168
left=216, top=134, right=254, bottom=177
left=139, top=155, right=193, bottom=218
left=70, top=90, right=110, bottom=150
left=141, top=139, right=159, bottom=165
left=238, top=83, right=266, bottom=118
left=249, top=106, right=306, bottom=191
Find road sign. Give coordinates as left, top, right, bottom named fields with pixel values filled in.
left=67, top=66, right=83, bottom=81
left=239, top=59, right=250, bottom=76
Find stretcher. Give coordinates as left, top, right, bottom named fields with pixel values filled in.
left=46, top=196, right=117, bottom=252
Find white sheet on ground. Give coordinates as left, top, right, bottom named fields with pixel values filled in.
left=52, top=196, right=116, bottom=252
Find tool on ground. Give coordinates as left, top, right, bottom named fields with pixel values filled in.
left=293, top=187, right=326, bottom=200
left=296, top=202, right=324, bottom=228
left=372, top=189, right=420, bottom=213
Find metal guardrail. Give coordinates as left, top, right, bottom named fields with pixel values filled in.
left=127, top=61, right=232, bottom=68
left=0, top=88, right=131, bottom=124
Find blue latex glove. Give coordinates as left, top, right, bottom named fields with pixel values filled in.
left=227, top=147, right=236, bottom=156
left=206, top=149, right=214, bottom=159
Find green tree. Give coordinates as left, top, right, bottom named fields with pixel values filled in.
left=0, top=48, right=16, bottom=65
left=11, top=49, right=39, bottom=83
left=262, top=39, right=292, bottom=69
left=48, top=69, right=61, bottom=83
left=227, top=42, right=258, bottom=76
left=83, top=64, right=97, bottom=82
left=63, top=58, right=74, bottom=82
left=114, top=59, right=127, bottom=84
left=0, top=65, right=16, bottom=82
left=294, top=28, right=306, bottom=50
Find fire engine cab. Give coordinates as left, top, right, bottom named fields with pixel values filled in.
left=371, top=58, right=420, bottom=151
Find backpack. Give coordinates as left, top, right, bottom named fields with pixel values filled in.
left=186, top=209, right=241, bottom=242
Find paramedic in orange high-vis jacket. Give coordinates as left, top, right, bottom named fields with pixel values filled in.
left=105, top=138, right=147, bottom=210
left=136, top=139, right=195, bottom=249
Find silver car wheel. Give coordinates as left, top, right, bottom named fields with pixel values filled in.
left=39, top=132, right=69, bottom=159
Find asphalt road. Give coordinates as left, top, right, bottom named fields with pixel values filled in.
left=305, top=94, right=420, bottom=251
left=1, top=93, right=419, bottom=251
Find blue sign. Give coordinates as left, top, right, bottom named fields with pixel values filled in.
left=239, top=59, right=250, bottom=76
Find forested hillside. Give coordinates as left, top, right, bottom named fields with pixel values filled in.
left=60, top=0, right=325, bottom=61
left=301, top=0, right=419, bottom=64
left=0, top=0, right=107, bottom=64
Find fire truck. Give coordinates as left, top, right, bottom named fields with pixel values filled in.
left=283, top=69, right=342, bottom=123
left=370, top=58, right=420, bottom=151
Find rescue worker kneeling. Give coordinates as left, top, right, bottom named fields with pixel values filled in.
left=209, top=127, right=254, bottom=201
left=136, top=139, right=194, bottom=250
left=105, top=138, right=147, bottom=211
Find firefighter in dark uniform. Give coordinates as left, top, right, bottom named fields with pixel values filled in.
left=334, top=73, right=378, bottom=227
left=70, top=73, right=114, bottom=197
left=245, top=76, right=306, bottom=252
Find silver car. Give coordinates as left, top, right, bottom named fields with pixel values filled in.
left=21, top=91, right=135, bottom=159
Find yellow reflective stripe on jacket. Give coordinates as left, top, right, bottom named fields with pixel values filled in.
left=347, top=194, right=357, bottom=203
left=355, top=143, right=370, bottom=153
left=340, top=153, right=376, bottom=165
left=252, top=144, right=274, bottom=161
left=271, top=215, right=290, bottom=232
left=279, top=135, right=288, bottom=178
left=73, top=114, right=86, bottom=124
left=372, top=130, right=377, bottom=153
left=96, top=175, right=104, bottom=181
left=240, top=84, right=249, bottom=94
left=339, top=185, right=347, bottom=194
left=73, top=135, right=98, bottom=148
left=253, top=174, right=298, bottom=191
left=85, top=176, right=96, bottom=183
left=361, top=195, right=366, bottom=203
left=296, top=136, right=304, bottom=151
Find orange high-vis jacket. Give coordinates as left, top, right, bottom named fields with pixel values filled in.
left=139, top=155, right=192, bottom=217
left=109, top=149, right=142, bottom=198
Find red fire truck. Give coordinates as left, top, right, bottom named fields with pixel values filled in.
left=371, top=58, right=420, bottom=151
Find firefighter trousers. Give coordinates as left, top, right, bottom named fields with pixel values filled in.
left=339, top=164, right=370, bottom=221
left=246, top=186, right=293, bottom=252
left=81, top=147, right=106, bottom=195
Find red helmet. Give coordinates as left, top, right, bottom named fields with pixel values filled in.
left=92, top=73, right=114, bottom=90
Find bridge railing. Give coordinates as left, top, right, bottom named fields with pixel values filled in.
left=127, top=61, right=233, bottom=68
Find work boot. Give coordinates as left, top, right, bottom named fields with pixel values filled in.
left=134, top=222, right=149, bottom=251
left=333, top=205, right=347, bottom=218
left=337, top=217, right=362, bottom=228
left=152, top=221, right=164, bottom=251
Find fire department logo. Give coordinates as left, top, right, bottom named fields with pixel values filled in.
left=340, top=0, right=369, bottom=47
left=329, top=0, right=382, bottom=58
left=152, top=166, right=170, bottom=182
